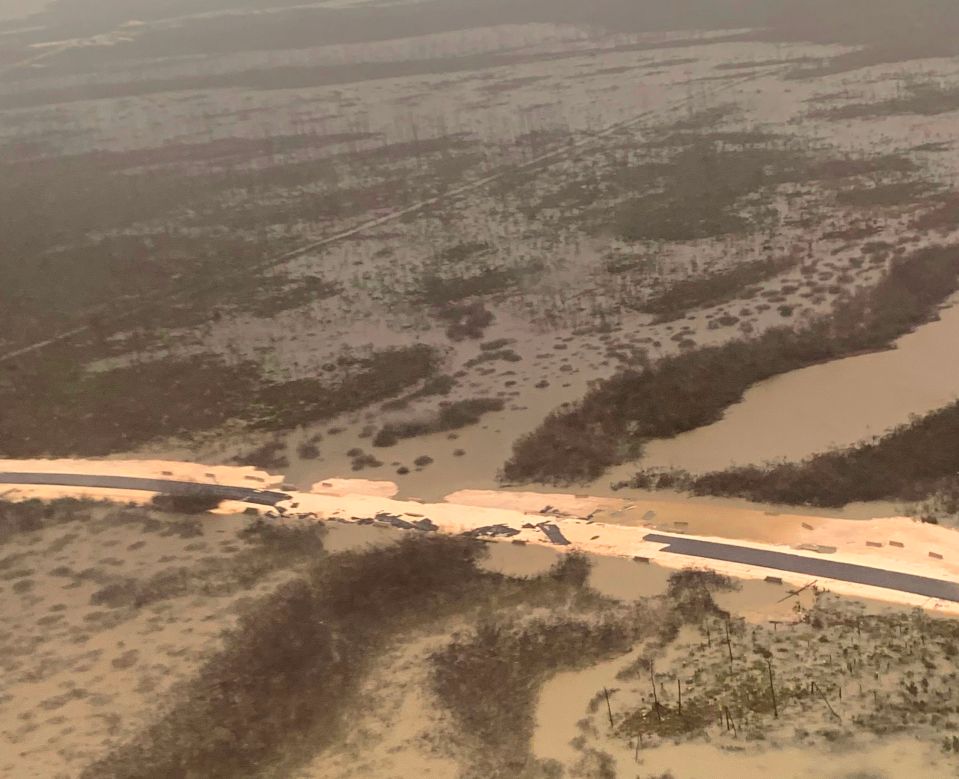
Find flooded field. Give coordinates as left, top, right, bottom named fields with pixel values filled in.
left=3, top=486, right=959, bottom=778
left=4, top=0, right=959, bottom=776
left=531, top=576, right=958, bottom=779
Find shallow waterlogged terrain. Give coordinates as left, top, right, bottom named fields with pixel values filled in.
left=4, top=0, right=959, bottom=776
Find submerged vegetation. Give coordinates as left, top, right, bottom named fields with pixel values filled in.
left=434, top=615, right=643, bottom=777
left=10, top=500, right=959, bottom=777
left=75, top=531, right=745, bottom=779
left=83, top=535, right=484, bottom=779
left=503, top=245, right=959, bottom=484
left=6, top=1, right=959, bottom=776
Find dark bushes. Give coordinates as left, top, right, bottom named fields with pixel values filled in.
left=373, top=398, right=504, bottom=447
left=0, top=344, right=439, bottom=458
left=642, top=255, right=799, bottom=322
left=82, top=535, right=488, bottom=779
left=419, top=267, right=517, bottom=305
left=613, top=142, right=804, bottom=242
left=463, top=349, right=522, bottom=368
left=432, top=617, right=637, bottom=769
left=150, top=492, right=223, bottom=514
left=687, top=400, right=959, bottom=507
left=0, top=355, right=260, bottom=458
left=0, top=498, right=95, bottom=543
left=437, top=398, right=505, bottom=428
left=666, top=568, right=738, bottom=621
left=436, top=301, right=495, bottom=340
left=253, top=344, right=440, bottom=430
left=231, top=440, right=289, bottom=470
left=82, top=537, right=637, bottom=779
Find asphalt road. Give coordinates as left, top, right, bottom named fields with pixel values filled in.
left=644, top=532, right=959, bottom=603
left=0, top=472, right=290, bottom=506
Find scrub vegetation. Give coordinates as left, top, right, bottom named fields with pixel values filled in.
left=641, top=255, right=801, bottom=322
left=633, top=399, right=959, bottom=511
left=811, top=80, right=959, bottom=120
left=4, top=0, right=959, bottom=776
left=5, top=502, right=959, bottom=777
left=372, top=397, right=505, bottom=447
left=605, top=594, right=959, bottom=760
left=82, top=537, right=636, bottom=779
left=0, top=344, right=439, bottom=457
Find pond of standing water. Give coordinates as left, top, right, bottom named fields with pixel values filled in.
left=640, top=298, right=959, bottom=473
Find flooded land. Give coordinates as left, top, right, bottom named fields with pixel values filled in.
left=641, top=293, right=959, bottom=473
left=5, top=500, right=959, bottom=778
left=3, top=0, right=959, bottom=776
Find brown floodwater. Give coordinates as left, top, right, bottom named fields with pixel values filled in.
left=480, top=543, right=673, bottom=599
left=641, top=297, right=959, bottom=473
left=620, top=738, right=948, bottom=778
left=322, top=522, right=397, bottom=553
left=532, top=643, right=647, bottom=767
left=530, top=570, right=952, bottom=778
left=478, top=540, right=561, bottom=577
left=586, top=554, right=671, bottom=600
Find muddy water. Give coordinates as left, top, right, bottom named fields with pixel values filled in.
left=587, top=555, right=670, bottom=600
left=588, top=554, right=819, bottom=622
left=322, top=522, right=397, bottom=553
left=713, top=578, right=817, bottom=623
left=626, top=738, right=948, bottom=778
left=640, top=297, right=959, bottom=473
left=479, top=540, right=561, bottom=577
left=480, top=542, right=673, bottom=598
left=274, top=316, right=610, bottom=504
left=532, top=644, right=646, bottom=767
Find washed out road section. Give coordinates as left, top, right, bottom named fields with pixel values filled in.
left=5, top=465, right=959, bottom=610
